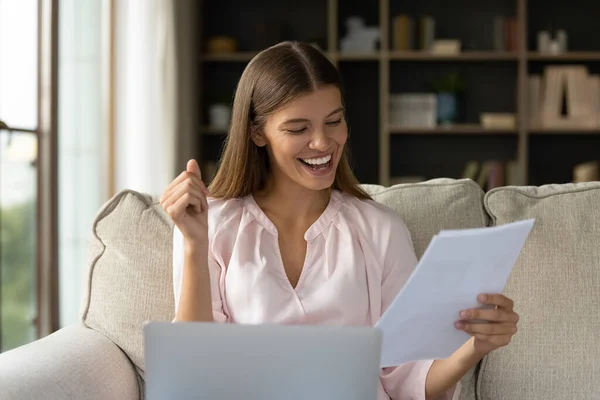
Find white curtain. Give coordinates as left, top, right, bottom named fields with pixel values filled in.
left=114, top=0, right=178, bottom=197
left=58, top=0, right=107, bottom=328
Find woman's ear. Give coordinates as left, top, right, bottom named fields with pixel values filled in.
left=251, top=126, right=267, bottom=147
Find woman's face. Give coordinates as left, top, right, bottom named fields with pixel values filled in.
left=254, top=85, right=348, bottom=192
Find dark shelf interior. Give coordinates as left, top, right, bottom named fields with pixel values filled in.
left=388, top=0, right=516, bottom=52
left=389, top=62, right=517, bottom=124
left=339, top=62, right=380, bottom=183
left=529, top=135, right=600, bottom=186
left=527, top=0, right=600, bottom=52
left=203, top=0, right=328, bottom=51
left=390, top=134, right=518, bottom=181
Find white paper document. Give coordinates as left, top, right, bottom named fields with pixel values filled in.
left=375, top=218, right=535, bottom=368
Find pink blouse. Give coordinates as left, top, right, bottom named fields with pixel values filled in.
left=172, top=189, right=460, bottom=400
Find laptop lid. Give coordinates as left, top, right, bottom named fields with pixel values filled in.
left=144, top=322, right=382, bottom=400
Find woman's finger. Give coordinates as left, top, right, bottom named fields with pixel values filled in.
left=456, top=321, right=518, bottom=336
left=459, top=308, right=519, bottom=323
left=162, top=183, right=207, bottom=215
left=478, top=294, right=514, bottom=310
left=161, top=176, right=207, bottom=210
left=200, top=179, right=210, bottom=196
left=161, top=170, right=192, bottom=201
left=167, top=192, right=202, bottom=221
left=161, top=172, right=207, bottom=205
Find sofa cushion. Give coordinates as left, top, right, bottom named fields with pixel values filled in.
left=362, top=178, right=489, bottom=258
left=81, top=190, right=174, bottom=378
left=479, top=182, right=600, bottom=400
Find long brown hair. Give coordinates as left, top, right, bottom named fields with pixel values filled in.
left=208, top=41, right=371, bottom=200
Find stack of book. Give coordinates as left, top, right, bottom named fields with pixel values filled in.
left=391, top=15, right=434, bottom=51
left=462, top=160, right=520, bottom=189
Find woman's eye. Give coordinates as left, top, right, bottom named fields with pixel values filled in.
left=286, top=127, right=308, bottom=134
left=326, top=119, right=342, bottom=126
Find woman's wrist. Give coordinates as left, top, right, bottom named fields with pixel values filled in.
left=184, top=239, right=208, bottom=257
left=455, top=337, right=488, bottom=365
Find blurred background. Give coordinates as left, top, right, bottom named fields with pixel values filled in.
left=1, top=0, right=599, bottom=352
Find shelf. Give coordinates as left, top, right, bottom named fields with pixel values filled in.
left=203, top=51, right=338, bottom=62
left=388, top=124, right=517, bottom=134
left=529, top=126, right=600, bottom=134
left=389, top=51, right=518, bottom=61
left=337, top=52, right=380, bottom=61
left=527, top=52, right=600, bottom=61
left=202, top=52, right=257, bottom=62
left=202, top=51, right=522, bottom=62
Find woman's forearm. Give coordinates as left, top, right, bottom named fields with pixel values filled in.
left=425, top=338, right=484, bottom=399
left=174, top=242, right=214, bottom=322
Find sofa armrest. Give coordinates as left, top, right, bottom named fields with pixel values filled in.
left=0, top=323, right=140, bottom=400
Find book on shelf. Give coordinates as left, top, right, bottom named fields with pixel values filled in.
left=462, top=160, right=519, bottom=190
left=390, top=14, right=434, bottom=51
left=493, top=16, right=518, bottom=52
left=392, top=14, right=414, bottom=51
left=530, top=65, right=600, bottom=129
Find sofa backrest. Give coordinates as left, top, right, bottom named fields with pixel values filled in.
left=79, top=178, right=489, bottom=381
left=478, top=182, right=600, bottom=400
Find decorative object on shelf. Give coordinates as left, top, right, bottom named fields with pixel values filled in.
left=389, top=93, right=437, bottom=128
left=573, top=161, right=599, bottom=182
left=430, top=39, right=461, bottom=55
left=480, top=113, right=516, bottom=130
left=536, top=29, right=568, bottom=54
left=530, top=65, right=600, bottom=129
left=431, top=72, right=465, bottom=126
left=340, top=17, right=379, bottom=54
left=206, top=36, right=237, bottom=53
left=208, top=104, right=231, bottom=130
left=556, top=30, right=568, bottom=53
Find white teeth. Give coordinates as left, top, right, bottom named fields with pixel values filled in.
left=301, top=154, right=332, bottom=165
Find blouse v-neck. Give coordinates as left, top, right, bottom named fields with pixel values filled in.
left=242, top=190, right=344, bottom=241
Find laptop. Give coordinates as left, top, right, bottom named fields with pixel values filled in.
left=144, top=321, right=382, bottom=400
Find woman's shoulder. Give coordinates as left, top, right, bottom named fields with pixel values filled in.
left=336, top=190, right=408, bottom=231
left=206, top=196, right=245, bottom=232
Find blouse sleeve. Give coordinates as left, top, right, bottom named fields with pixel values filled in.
left=172, top=226, right=229, bottom=323
left=379, top=217, right=460, bottom=400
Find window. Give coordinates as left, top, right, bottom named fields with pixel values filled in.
left=0, top=0, right=58, bottom=351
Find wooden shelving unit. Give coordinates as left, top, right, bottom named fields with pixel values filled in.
left=199, top=0, right=600, bottom=187
left=389, top=124, right=518, bottom=135
left=389, top=51, right=519, bottom=62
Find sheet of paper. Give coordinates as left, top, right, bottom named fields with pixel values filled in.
left=375, top=218, right=535, bottom=368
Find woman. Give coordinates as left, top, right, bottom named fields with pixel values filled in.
left=160, top=41, right=519, bottom=400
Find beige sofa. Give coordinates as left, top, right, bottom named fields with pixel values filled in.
left=0, top=178, right=598, bottom=400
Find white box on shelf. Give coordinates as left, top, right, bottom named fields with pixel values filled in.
left=389, top=93, right=437, bottom=128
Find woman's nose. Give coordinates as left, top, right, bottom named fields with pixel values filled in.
left=309, top=130, right=331, bottom=151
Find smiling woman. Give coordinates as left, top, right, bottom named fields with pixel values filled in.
left=208, top=41, right=369, bottom=200
left=161, top=41, right=519, bottom=400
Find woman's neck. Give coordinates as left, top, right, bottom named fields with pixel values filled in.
left=254, top=179, right=331, bottom=229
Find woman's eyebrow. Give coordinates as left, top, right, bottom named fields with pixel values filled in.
left=280, top=107, right=344, bottom=125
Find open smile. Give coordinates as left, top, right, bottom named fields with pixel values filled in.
left=297, top=153, right=334, bottom=176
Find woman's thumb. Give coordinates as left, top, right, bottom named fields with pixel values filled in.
left=186, top=159, right=202, bottom=178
